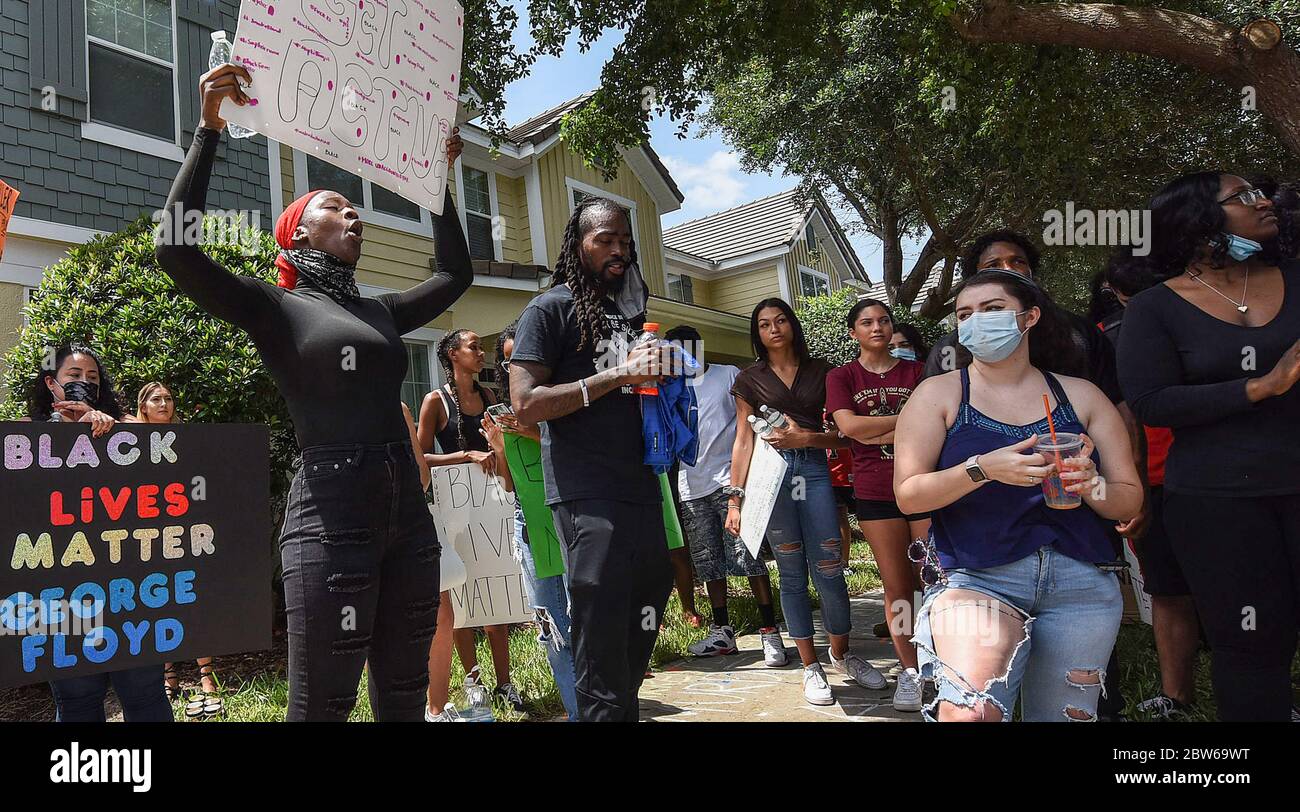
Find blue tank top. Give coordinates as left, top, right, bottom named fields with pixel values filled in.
left=931, top=368, right=1114, bottom=570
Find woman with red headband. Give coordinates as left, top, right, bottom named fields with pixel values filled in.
left=156, top=63, right=472, bottom=721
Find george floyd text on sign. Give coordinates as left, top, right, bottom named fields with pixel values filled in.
left=223, top=0, right=465, bottom=214
left=427, top=463, right=531, bottom=629
left=0, top=424, right=271, bottom=687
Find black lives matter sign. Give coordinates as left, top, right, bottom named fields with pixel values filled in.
left=0, top=423, right=271, bottom=687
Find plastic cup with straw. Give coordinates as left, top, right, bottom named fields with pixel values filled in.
left=1037, top=392, right=1083, bottom=509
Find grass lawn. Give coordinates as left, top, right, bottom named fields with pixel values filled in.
left=182, top=535, right=1297, bottom=723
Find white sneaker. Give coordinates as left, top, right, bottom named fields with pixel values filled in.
left=425, top=702, right=463, bottom=722
left=802, top=663, right=834, bottom=705
left=688, top=625, right=738, bottom=657
left=760, top=627, right=788, bottom=667
left=893, top=667, right=923, bottom=712
left=829, top=649, right=889, bottom=690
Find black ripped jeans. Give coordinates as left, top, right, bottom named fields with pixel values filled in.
left=280, top=441, right=441, bottom=721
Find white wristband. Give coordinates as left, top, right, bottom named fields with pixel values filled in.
left=579, top=377, right=590, bottom=408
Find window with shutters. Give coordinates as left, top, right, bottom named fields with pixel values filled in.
left=461, top=166, right=497, bottom=261
left=85, top=0, right=178, bottom=143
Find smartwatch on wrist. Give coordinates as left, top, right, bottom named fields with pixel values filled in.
left=964, top=454, right=988, bottom=483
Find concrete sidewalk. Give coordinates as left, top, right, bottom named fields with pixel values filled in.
left=639, top=590, right=927, bottom=722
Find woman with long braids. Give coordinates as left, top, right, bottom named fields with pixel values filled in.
left=510, top=196, right=674, bottom=722
left=1119, top=172, right=1300, bottom=721
left=416, top=329, right=524, bottom=715
left=155, top=64, right=472, bottom=721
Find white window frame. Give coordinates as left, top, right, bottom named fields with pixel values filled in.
left=797, top=264, right=830, bottom=298
left=666, top=271, right=694, bottom=304
left=454, top=158, right=502, bottom=261
left=81, top=0, right=184, bottom=162
left=293, top=150, right=434, bottom=237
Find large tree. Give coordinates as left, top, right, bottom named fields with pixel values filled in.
left=538, top=1, right=1298, bottom=314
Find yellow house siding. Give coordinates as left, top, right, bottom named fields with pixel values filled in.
left=494, top=175, right=531, bottom=264
left=788, top=235, right=840, bottom=294
left=688, top=275, right=713, bottom=308
left=711, top=266, right=781, bottom=316
left=0, top=281, right=25, bottom=394
left=449, top=286, right=536, bottom=337
left=537, top=145, right=666, bottom=297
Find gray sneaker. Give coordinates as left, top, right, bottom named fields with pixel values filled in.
left=688, top=625, right=738, bottom=657
left=893, top=667, right=923, bottom=712
left=829, top=649, right=889, bottom=690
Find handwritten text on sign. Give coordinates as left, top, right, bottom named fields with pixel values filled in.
left=428, top=463, right=530, bottom=629
left=224, top=0, right=465, bottom=214
left=0, top=424, right=271, bottom=688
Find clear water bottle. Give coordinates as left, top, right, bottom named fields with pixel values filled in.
left=747, top=413, right=772, bottom=438
left=208, top=31, right=255, bottom=139
left=460, top=683, right=496, bottom=722
left=759, top=405, right=787, bottom=430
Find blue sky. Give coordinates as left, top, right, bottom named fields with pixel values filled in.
left=498, top=12, right=928, bottom=285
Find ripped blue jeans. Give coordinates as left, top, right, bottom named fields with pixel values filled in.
left=766, top=449, right=851, bottom=640
left=913, top=546, right=1121, bottom=722
left=513, top=506, right=578, bottom=722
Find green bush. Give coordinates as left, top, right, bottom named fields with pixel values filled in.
left=797, top=288, right=949, bottom=366
left=0, top=213, right=298, bottom=523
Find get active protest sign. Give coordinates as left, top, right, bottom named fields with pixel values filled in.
left=0, top=423, right=271, bottom=687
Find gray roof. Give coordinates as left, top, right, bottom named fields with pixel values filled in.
left=663, top=189, right=868, bottom=281
left=865, top=263, right=946, bottom=309
left=663, top=188, right=808, bottom=263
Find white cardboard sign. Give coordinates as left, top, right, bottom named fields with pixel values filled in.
left=740, top=437, right=788, bottom=559
left=428, top=463, right=532, bottom=629
left=224, top=0, right=464, bottom=214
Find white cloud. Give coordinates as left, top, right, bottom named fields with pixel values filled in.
left=660, top=151, right=749, bottom=215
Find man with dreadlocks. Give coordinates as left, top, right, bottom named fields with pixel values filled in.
left=510, top=196, right=674, bottom=722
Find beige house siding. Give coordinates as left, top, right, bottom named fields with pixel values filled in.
left=494, top=174, right=531, bottom=264
left=536, top=146, right=666, bottom=297
left=0, top=281, right=25, bottom=393
left=687, top=275, right=713, bottom=308
left=711, top=266, right=781, bottom=316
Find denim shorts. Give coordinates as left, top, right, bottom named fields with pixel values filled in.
left=913, top=545, right=1121, bottom=722
left=681, top=489, right=767, bottom=582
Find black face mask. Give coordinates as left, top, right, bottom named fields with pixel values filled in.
left=60, top=379, right=100, bottom=405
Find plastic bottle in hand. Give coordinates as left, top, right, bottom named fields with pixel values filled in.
left=208, top=31, right=254, bottom=139
left=632, top=322, right=662, bottom=396
left=759, top=405, right=787, bottom=430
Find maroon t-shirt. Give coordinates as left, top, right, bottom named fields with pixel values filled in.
left=825, top=358, right=924, bottom=501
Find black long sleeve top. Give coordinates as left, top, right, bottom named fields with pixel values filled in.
left=1117, top=260, right=1300, bottom=496
left=155, top=127, right=473, bottom=449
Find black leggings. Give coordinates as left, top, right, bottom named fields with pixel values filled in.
left=280, top=442, right=440, bottom=721
left=552, top=498, right=672, bottom=722
left=1164, top=491, right=1300, bottom=721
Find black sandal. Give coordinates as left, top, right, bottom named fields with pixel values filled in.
left=164, top=664, right=180, bottom=702
left=185, top=663, right=224, bottom=719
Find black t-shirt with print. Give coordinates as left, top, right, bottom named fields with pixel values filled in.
left=511, top=283, right=660, bottom=506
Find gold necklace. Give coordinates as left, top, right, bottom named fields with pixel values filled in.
left=1185, top=265, right=1249, bottom=313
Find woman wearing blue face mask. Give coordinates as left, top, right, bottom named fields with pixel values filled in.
left=1118, top=172, right=1300, bottom=722
left=889, top=324, right=930, bottom=364
left=893, top=271, right=1142, bottom=722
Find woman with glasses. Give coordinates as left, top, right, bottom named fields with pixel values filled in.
left=894, top=270, right=1141, bottom=722
left=1118, top=173, right=1300, bottom=721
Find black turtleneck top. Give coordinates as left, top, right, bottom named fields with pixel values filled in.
left=156, top=127, right=473, bottom=448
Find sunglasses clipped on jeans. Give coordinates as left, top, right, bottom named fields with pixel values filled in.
left=908, top=535, right=948, bottom=587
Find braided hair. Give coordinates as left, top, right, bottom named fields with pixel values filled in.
left=436, top=328, right=476, bottom=453
left=495, top=320, right=518, bottom=405
left=548, top=196, right=638, bottom=352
